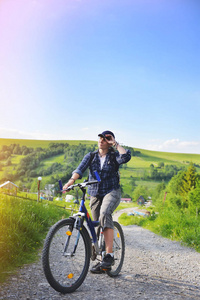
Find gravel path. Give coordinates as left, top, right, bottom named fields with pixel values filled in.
left=1, top=213, right=200, bottom=299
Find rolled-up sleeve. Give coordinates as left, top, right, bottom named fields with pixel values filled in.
left=72, top=152, right=91, bottom=179
left=116, top=149, right=131, bottom=165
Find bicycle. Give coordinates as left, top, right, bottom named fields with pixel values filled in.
left=42, top=177, right=125, bottom=294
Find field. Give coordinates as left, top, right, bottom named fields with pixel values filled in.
left=0, top=138, right=94, bottom=149
left=135, top=147, right=200, bottom=164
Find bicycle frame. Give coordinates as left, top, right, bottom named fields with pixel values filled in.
left=72, top=185, right=102, bottom=256
left=59, top=179, right=103, bottom=256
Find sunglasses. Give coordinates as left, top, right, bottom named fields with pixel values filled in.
left=99, top=136, right=111, bottom=141
left=105, top=136, right=112, bottom=141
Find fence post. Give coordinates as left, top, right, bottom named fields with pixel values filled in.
left=37, top=177, right=42, bottom=202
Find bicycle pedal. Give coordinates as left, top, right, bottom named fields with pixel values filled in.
left=101, top=267, right=111, bottom=271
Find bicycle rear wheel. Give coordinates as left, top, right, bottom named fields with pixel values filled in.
left=42, top=218, right=91, bottom=294
left=107, top=221, right=125, bottom=277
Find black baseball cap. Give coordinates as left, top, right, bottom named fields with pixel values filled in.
left=98, top=130, right=115, bottom=139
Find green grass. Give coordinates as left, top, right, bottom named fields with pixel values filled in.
left=115, top=201, right=137, bottom=211
left=34, top=153, right=65, bottom=173
left=135, top=148, right=200, bottom=164
left=119, top=206, right=200, bottom=252
left=118, top=213, right=138, bottom=226
left=42, top=153, right=65, bottom=165
left=17, top=191, right=38, bottom=200
left=0, top=138, right=95, bottom=149
left=0, top=193, right=70, bottom=282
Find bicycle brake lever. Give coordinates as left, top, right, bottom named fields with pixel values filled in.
left=58, top=179, right=63, bottom=190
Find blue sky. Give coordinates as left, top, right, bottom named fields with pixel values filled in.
left=0, top=0, right=200, bottom=153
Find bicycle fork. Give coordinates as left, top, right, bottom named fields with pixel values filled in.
left=63, top=215, right=84, bottom=257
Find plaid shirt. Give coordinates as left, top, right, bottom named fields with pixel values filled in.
left=72, top=149, right=131, bottom=197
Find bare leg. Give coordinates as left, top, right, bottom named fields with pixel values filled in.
left=103, top=228, right=114, bottom=253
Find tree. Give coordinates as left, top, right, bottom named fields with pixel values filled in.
left=188, top=179, right=200, bottom=212
left=30, top=170, right=38, bottom=177
left=180, top=163, right=196, bottom=197
left=18, top=169, right=26, bottom=177
left=132, top=185, right=149, bottom=202
left=2, top=169, right=13, bottom=181
left=153, top=182, right=166, bottom=199
left=120, top=184, right=124, bottom=196
left=168, top=170, right=185, bottom=195
left=1, top=145, right=8, bottom=152
left=150, top=168, right=159, bottom=180
left=5, top=157, right=12, bottom=166
left=13, top=145, right=22, bottom=155
left=167, top=163, right=197, bottom=209
left=22, top=148, right=30, bottom=155
left=129, top=176, right=135, bottom=192
left=158, top=162, right=164, bottom=168
left=123, top=163, right=127, bottom=170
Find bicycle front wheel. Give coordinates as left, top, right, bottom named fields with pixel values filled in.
left=42, top=218, right=91, bottom=294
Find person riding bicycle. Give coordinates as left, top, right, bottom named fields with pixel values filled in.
left=63, top=130, right=131, bottom=273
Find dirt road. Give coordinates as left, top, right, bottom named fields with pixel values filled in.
left=1, top=219, right=200, bottom=299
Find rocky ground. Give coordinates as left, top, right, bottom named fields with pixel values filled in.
left=1, top=210, right=200, bottom=299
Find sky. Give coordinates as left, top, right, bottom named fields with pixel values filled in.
left=0, top=0, right=200, bottom=154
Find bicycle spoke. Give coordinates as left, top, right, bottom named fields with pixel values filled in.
left=42, top=219, right=91, bottom=293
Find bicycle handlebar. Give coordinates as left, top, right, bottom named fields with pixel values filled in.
left=59, top=180, right=100, bottom=192
left=59, top=170, right=101, bottom=192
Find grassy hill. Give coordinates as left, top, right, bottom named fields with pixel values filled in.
left=0, top=138, right=94, bottom=149
left=135, top=147, right=200, bottom=164
left=0, top=138, right=200, bottom=199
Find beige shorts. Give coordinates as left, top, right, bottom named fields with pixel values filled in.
left=89, top=188, right=121, bottom=230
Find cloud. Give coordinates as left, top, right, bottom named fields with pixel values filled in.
left=81, top=127, right=89, bottom=131
left=0, top=127, right=66, bottom=140
left=148, top=138, right=200, bottom=154
left=0, top=127, right=98, bottom=141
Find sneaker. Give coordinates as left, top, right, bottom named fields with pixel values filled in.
left=90, top=262, right=105, bottom=274
left=100, top=254, right=114, bottom=270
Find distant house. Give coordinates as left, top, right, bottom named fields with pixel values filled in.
left=137, top=195, right=146, bottom=205
left=0, top=181, right=19, bottom=196
left=121, top=198, right=132, bottom=203
left=65, top=195, right=74, bottom=202
left=40, top=183, right=56, bottom=201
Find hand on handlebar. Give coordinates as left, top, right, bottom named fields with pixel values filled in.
left=62, top=182, right=73, bottom=192
left=60, top=171, right=101, bottom=193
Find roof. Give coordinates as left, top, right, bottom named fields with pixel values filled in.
left=137, top=195, right=145, bottom=202
left=0, top=181, right=19, bottom=188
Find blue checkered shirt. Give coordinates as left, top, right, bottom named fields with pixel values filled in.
left=72, top=149, right=131, bottom=197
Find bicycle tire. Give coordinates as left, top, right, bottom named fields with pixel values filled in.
left=42, top=218, right=91, bottom=294
left=106, top=221, right=125, bottom=277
